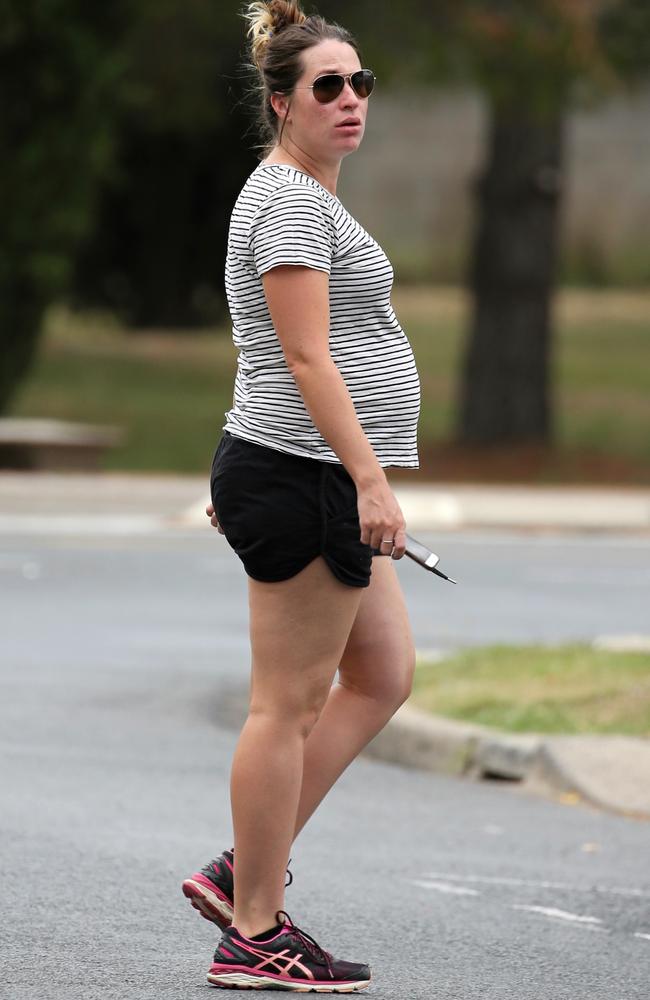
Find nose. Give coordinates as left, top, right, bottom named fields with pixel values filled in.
left=340, top=78, right=360, bottom=107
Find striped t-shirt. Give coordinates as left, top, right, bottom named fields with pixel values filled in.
left=222, top=162, right=420, bottom=467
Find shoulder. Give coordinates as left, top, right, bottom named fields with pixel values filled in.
left=246, top=166, right=337, bottom=219
left=245, top=171, right=338, bottom=265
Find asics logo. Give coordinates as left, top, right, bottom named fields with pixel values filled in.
left=241, top=942, right=313, bottom=979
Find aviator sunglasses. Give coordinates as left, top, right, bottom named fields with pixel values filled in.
left=293, top=69, right=376, bottom=104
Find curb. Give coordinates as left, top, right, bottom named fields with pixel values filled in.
left=2, top=470, right=650, bottom=533
left=210, top=684, right=650, bottom=820
left=363, top=704, right=650, bottom=820
left=391, top=484, right=650, bottom=532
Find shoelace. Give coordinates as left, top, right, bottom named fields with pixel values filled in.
left=276, top=910, right=334, bottom=978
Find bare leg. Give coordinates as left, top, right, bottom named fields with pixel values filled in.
left=293, top=557, right=415, bottom=839
left=230, top=556, right=363, bottom=938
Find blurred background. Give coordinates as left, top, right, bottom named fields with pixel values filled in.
left=3, top=10, right=650, bottom=994
left=1, top=0, right=649, bottom=481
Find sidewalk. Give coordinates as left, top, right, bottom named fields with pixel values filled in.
left=1, top=469, right=649, bottom=532
left=2, top=469, right=648, bottom=819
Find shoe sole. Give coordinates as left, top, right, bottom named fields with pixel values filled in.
left=182, top=878, right=233, bottom=928
left=207, top=971, right=371, bottom=992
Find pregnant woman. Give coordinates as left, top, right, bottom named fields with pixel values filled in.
left=183, top=1, right=421, bottom=991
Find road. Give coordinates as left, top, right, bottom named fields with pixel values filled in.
left=1, top=527, right=649, bottom=999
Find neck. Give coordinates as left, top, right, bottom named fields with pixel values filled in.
left=264, top=138, right=340, bottom=197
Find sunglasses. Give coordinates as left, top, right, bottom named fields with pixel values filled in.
left=294, top=69, right=376, bottom=104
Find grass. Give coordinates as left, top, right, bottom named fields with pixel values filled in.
left=9, top=287, right=650, bottom=478
left=411, top=644, right=650, bottom=736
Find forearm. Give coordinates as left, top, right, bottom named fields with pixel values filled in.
left=289, top=358, right=386, bottom=488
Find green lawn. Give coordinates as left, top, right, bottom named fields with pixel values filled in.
left=10, top=288, right=650, bottom=478
left=411, top=643, right=650, bottom=736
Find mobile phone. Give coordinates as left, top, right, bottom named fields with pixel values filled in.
left=404, top=533, right=457, bottom=584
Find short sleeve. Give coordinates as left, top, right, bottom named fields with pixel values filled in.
left=249, top=183, right=336, bottom=277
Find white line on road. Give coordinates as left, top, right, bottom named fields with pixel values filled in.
left=0, top=515, right=166, bottom=535
left=512, top=904, right=603, bottom=927
left=421, top=872, right=650, bottom=898
left=528, top=568, right=650, bottom=586
left=426, top=533, right=650, bottom=549
left=410, top=880, right=480, bottom=896
left=634, top=932, right=650, bottom=942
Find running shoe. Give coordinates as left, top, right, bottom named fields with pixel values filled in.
left=206, top=909, right=371, bottom=992
left=182, top=849, right=236, bottom=928
left=181, top=850, right=294, bottom=929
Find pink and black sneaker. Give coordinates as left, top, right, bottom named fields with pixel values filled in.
left=182, top=850, right=294, bottom=929
left=182, top=849, right=236, bottom=928
left=207, top=910, right=371, bottom=992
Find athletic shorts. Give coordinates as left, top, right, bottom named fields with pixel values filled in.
left=209, top=431, right=376, bottom=588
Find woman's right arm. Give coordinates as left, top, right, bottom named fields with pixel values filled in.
left=261, top=263, right=406, bottom=558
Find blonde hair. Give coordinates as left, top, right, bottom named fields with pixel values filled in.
left=239, top=1, right=362, bottom=156
left=244, top=1, right=307, bottom=72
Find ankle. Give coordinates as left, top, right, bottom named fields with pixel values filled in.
left=234, top=917, right=283, bottom=940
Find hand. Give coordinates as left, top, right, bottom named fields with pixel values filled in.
left=206, top=501, right=225, bottom=534
left=356, top=481, right=406, bottom=559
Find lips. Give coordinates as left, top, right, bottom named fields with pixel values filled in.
left=336, top=119, right=361, bottom=127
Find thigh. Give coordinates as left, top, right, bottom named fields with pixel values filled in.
left=247, top=555, right=364, bottom=716
left=338, top=556, right=416, bottom=705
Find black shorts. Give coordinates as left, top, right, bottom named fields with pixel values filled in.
left=209, top=431, right=375, bottom=588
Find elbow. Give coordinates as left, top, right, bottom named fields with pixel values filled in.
left=285, top=352, right=333, bottom=376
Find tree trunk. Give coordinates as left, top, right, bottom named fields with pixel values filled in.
left=456, top=104, right=564, bottom=445
left=0, top=278, right=45, bottom=414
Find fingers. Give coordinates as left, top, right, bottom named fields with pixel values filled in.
left=375, top=530, right=405, bottom=560
left=366, top=521, right=406, bottom=559
left=205, top=501, right=225, bottom=534
left=391, top=526, right=406, bottom=560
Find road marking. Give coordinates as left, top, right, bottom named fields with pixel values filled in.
left=411, top=879, right=480, bottom=896
left=413, top=873, right=650, bottom=944
left=420, top=872, right=650, bottom=898
left=512, top=904, right=603, bottom=927
left=0, top=515, right=166, bottom=535
left=528, top=568, right=650, bottom=587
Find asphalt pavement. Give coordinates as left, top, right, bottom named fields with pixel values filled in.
left=1, top=471, right=649, bottom=997
left=2, top=469, right=649, bottom=818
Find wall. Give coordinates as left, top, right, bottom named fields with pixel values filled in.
left=338, top=86, right=650, bottom=285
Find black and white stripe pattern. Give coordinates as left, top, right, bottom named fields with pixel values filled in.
left=223, top=163, right=420, bottom=468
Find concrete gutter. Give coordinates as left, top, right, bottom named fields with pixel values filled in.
left=180, top=482, right=650, bottom=533
left=393, top=484, right=650, bottom=532
left=209, top=681, right=650, bottom=820
left=1, top=471, right=650, bottom=533
left=364, top=704, right=650, bottom=820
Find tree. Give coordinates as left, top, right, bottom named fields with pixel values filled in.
left=0, top=1, right=127, bottom=413
left=325, top=0, right=650, bottom=446
left=454, top=1, right=650, bottom=445
left=71, top=1, right=257, bottom=327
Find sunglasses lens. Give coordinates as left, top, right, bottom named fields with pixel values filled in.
left=312, top=71, right=376, bottom=103
left=313, top=75, right=344, bottom=104
left=351, top=70, right=375, bottom=99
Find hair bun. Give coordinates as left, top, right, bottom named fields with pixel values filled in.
left=244, top=1, right=307, bottom=69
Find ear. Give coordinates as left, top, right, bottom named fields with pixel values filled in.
left=270, top=92, right=291, bottom=120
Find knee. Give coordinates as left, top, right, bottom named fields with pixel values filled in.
left=249, top=685, right=330, bottom=740
left=385, top=647, right=416, bottom=710
left=341, top=643, right=416, bottom=714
